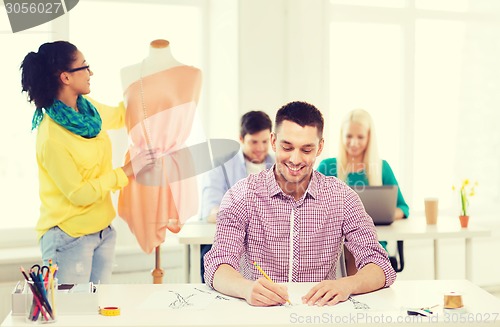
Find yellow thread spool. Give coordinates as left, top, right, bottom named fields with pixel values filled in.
left=99, top=306, right=121, bottom=316
left=444, top=292, right=463, bottom=309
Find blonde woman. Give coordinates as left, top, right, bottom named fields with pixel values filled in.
left=318, top=109, right=409, bottom=251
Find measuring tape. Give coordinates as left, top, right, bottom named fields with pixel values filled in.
left=99, top=306, right=121, bottom=316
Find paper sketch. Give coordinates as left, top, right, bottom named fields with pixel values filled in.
left=138, top=286, right=234, bottom=311
left=285, top=283, right=372, bottom=310
left=349, top=296, right=370, bottom=309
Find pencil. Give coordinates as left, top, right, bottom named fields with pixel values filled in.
left=48, top=259, right=56, bottom=317
left=252, top=261, right=292, bottom=305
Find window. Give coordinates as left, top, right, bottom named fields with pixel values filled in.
left=69, top=1, right=203, bottom=105
left=413, top=19, right=464, bottom=210
left=329, top=21, right=403, bottom=177
left=330, top=0, right=405, bottom=8
left=0, top=27, right=50, bottom=231
left=328, top=0, right=500, bottom=216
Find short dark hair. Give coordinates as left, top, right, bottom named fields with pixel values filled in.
left=240, top=111, right=272, bottom=138
left=21, top=41, right=78, bottom=109
left=275, top=101, right=324, bottom=138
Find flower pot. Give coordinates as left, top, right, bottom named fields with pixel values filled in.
left=459, top=215, right=469, bottom=228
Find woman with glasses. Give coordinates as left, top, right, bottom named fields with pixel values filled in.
left=20, top=41, right=157, bottom=284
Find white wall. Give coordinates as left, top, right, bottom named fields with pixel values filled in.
left=236, top=0, right=328, bottom=120
left=205, top=0, right=239, bottom=139
left=286, top=0, right=328, bottom=109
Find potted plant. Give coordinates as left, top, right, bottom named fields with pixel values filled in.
left=452, top=179, right=478, bottom=228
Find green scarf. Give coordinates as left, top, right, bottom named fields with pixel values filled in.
left=31, top=95, right=102, bottom=138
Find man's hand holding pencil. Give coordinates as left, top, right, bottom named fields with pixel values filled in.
left=244, top=261, right=291, bottom=307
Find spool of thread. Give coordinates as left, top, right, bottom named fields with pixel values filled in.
left=444, top=292, right=463, bottom=309
left=99, top=306, right=121, bottom=316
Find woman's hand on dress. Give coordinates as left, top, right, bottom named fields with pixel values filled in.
left=122, top=148, right=160, bottom=177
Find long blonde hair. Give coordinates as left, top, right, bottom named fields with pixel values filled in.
left=337, top=109, right=382, bottom=185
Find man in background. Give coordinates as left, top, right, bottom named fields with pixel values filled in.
left=199, top=111, right=274, bottom=281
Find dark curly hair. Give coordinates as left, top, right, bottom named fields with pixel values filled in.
left=275, top=101, right=324, bottom=138
left=20, top=41, right=78, bottom=109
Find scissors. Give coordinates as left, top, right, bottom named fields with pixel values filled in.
left=30, top=264, right=50, bottom=282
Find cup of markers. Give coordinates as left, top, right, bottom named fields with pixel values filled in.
left=21, top=261, right=58, bottom=324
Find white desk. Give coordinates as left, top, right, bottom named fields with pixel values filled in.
left=177, top=219, right=491, bottom=283
left=376, top=219, right=490, bottom=280
left=2, top=280, right=500, bottom=326
left=177, top=223, right=215, bottom=283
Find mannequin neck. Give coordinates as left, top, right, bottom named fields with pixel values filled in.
left=143, top=41, right=181, bottom=68
left=146, top=46, right=173, bottom=62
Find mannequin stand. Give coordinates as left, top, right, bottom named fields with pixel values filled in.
left=152, top=246, right=164, bottom=284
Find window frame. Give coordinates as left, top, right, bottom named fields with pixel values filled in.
left=326, top=0, right=500, bottom=218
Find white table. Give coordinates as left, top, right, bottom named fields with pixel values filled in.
left=376, top=219, right=490, bottom=281
left=177, top=223, right=215, bottom=283
left=2, top=280, right=500, bottom=326
left=177, top=218, right=491, bottom=283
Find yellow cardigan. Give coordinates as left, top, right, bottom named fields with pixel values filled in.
left=35, top=97, right=128, bottom=240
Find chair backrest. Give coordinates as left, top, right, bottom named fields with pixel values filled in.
left=336, top=246, right=348, bottom=278
left=337, top=241, right=405, bottom=277
left=389, top=240, right=405, bottom=272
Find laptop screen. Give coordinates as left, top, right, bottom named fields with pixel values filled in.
left=352, top=185, right=398, bottom=225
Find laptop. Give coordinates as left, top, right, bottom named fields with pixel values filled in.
left=352, top=185, right=398, bottom=225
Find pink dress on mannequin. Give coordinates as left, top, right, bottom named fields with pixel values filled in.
left=118, top=66, right=202, bottom=253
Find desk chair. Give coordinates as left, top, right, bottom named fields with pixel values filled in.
left=388, top=240, right=405, bottom=273
left=336, top=246, right=348, bottom=278
left=342, top=241, right=405, bottom=276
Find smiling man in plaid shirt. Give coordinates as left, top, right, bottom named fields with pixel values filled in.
left=204, top=101, right=396, bottom=307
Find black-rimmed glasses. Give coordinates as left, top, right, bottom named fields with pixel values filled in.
left=67, top=65, right=90, bottom=73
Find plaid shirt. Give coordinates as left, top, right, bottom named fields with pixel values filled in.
left=203, top=167, right=397, bottom=288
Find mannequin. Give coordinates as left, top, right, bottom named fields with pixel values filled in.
left=118, top=39, right=202, bottom=283
left=121, top=39, right=183, bottom=92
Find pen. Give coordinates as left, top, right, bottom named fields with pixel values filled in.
left=20, top=267, right=50, bottom=321
left=252, top=261, right=292, bottom=305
